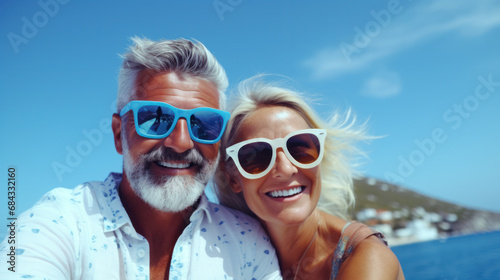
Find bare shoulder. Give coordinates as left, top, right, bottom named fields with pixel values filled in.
left=336, top=235, right=405, bottom=280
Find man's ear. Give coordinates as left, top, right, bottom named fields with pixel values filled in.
left=229, top=175, right=243, bottom=193
left=112, top=113, right=123, bottom=155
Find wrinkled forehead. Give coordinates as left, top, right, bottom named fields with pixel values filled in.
left=133, top=70, right=221, bottom=110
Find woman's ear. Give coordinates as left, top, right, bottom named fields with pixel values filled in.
left=229, top=176, right=243, bottom=193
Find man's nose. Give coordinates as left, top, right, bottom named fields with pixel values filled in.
left=163, top=118, right=195, bottom=153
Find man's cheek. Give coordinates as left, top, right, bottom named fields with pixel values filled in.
left=199, top=145, right=219, bottom=162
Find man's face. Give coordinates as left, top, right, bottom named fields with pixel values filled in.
left=113, top=71, right=221, bottom=212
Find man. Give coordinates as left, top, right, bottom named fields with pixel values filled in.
left=0, top=37, right=281, bottom=279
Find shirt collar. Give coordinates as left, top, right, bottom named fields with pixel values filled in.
left=93, top=172, right=131, bottom=233
left=190, top=193, right=218, bottom=224
left=95, top=173, right=218, bottom=233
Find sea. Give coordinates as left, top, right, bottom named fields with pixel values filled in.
left=391, top=230, right=500, bottom=279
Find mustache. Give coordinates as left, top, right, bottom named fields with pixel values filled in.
left=142, top=147, right=205, bottom=166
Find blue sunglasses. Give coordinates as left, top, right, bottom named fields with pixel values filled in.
left=120, top=100, right=230, bottom=144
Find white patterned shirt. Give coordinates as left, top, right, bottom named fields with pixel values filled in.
left=0, top=173, right=282, bottom=279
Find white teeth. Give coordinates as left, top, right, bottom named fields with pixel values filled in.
left=157, top=161, right=190, bottom=169
left=268, top=187, right=303, bottom=198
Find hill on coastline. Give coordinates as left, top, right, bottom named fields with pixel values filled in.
left=352, top=177, right=500, bottom=235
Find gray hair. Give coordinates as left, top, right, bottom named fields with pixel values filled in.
left=116, top=37, right=228, bottom=112
left=214, top=75, right=369, bottom=220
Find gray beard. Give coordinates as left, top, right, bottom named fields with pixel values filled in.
left=122, top=138, right=219, bottom=212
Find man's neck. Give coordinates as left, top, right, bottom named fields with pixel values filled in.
left=118, top=175, right=196, bottom=280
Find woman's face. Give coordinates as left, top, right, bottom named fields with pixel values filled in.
left=230, top=106, right=322, bottom=227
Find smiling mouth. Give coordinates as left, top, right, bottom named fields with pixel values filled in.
left=266, top=186, right=305, bottom=198
left=155, top=161, right=193, bottom=169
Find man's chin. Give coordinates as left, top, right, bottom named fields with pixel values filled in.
left=133, top=174, right=206, bottom=213
left=122, top=148, right=218, bottom=213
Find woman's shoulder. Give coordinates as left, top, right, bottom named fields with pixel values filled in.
left=336, top=224, right=405, bottom=280
left=321, top=212, right=348, bottom=234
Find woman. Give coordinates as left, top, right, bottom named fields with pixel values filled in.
left=215, top=77, right=405, bottom=279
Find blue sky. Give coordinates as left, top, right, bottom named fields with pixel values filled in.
left=1, top=0, right=500, bottom=238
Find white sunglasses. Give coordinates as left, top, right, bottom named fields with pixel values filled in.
left=226, top=129, right=326, bottom=179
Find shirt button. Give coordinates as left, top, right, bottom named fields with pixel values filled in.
left=137, top=249, right=146, bottom=258
left=123, top=226, right=132, bottom=235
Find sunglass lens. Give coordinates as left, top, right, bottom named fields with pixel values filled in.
left=238, top=142, right=273, bottom=174
left=137, top=105, right=175, bottom=136
left=190, top=111, right=225, bottom=141
left=287, top=133, right=320, bottom=164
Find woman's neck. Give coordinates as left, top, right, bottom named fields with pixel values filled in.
left=264, top=211, right=346, bottom=280
left=264, top=210, right=318, bottom=279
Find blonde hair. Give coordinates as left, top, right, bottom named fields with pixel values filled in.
left=214, top=76, right=368, bottom=220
